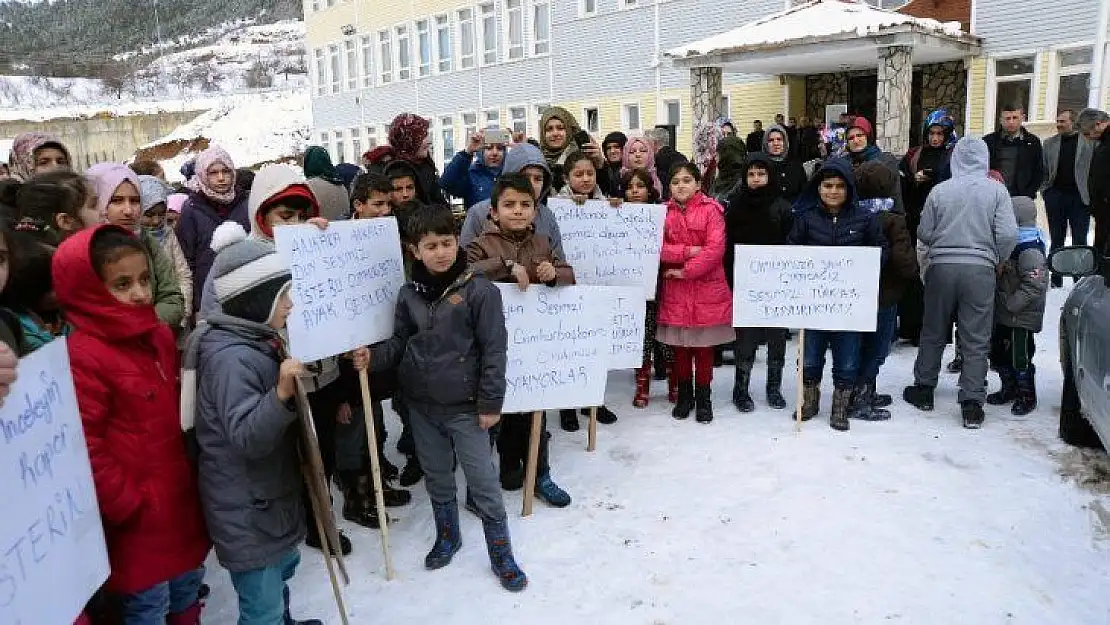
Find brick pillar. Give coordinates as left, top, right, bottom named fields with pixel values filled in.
left=690, top=66, right=723, bottom=174
left=876, top=45, right=914, bottom=155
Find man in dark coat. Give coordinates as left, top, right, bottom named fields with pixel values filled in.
left=1079, top=108, right=1110, bottom=252
left=983, top=103, right=1044, bottom=199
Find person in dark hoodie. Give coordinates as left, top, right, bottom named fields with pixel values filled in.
left=789, top=158, right=887, bottom=431
left=389, top=113, right=447, bottom=205
left=303, top=146, right=351, bottom=221
left=725, top=153, right=792, bottom=412
left=763, top=124, right=807, bottom=203
left=440, top=129, right=507, bottom=209
left=598, top=131, right=628, bottom=198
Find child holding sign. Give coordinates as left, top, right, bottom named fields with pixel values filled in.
left=372, top=204, right=528, bottom=592
left=466, top=173, right=574, bottom=508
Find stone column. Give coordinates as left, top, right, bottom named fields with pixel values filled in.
left=876, top=45, right=914, bottom=155
left=690, top=66, right=723, bottom=174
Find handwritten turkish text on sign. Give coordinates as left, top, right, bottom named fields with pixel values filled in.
left=0, top=339, right=109, bottom=625
left=603, top=286, right=646, bottom=370
left=276, top=218, right=406, bottom=362
left=549, top=199, right=666, bottom=300
left=731, top=245, right=880, bottom=332
left=498, top=285, right=610, bottom=412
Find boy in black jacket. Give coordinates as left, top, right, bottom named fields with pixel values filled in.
left=725, top=153, right=793, bottom=412
left=369, top=204, right=527, bottom=592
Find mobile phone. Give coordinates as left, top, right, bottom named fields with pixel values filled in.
left=483, top=129, right=511, bottom=146
left=573, top=130, right=592, bottom=149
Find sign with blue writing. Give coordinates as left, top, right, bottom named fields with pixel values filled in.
left=549, top=199, right=666, bottom=301
left=731, top=245, right=880, bottom=332
left=0, top=339, right=109, bottom=625
left=275, top=219, right=406, bottom=362
left=498, top=285, right=611, bottom=412
left=601, top=286, right=646, bottom=370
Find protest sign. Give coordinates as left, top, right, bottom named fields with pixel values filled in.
left=0, top=339, right=109, bottom=625
left=603, top=286, right=646, bottom=370
left=275, top=218, right=406, bottom=362
left=732, top=245, right=880, bottom=332
left=549, top=199, right=665, bottom=300
left=498, top=285, right=611, bottom=412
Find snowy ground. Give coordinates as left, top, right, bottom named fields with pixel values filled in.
left=201, top=286, right=1110, bottom=624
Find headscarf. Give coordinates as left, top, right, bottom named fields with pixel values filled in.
left=86, top=162, right=140, bottom=225
left=762, top=124, right=792, bottom=163
left=922, top=108, right=958, bottom=148
left=538, top=106, right=582, bottom=163
left=167, top=193, right=188, bottom=214
left=138, top=175, right=172, bottom=242
left=8, top=132, right=72, bottom=182
left=186, top=146, right=237, bottom=205
left=303, top=146, right=344, bottom=185
left=693, top=119, right=722, bottom=178
left=619, top=134, right=662, bottom=195
left=388, top=113, right=430, bottom=163
left=335, top=163, right=362, bottom=190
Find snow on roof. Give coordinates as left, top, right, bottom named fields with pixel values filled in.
left=665, top=0, right=971, bottom=59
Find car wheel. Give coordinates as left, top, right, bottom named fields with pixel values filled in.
left=1059, top=344, right=1103, bottom=448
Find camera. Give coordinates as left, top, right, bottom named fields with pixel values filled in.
left=483, top=129, right=511, bottom=146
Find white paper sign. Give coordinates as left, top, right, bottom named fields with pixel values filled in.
left=498, top=285, right=611, bottom=412
left=0, top=339, right=109, bottom=625
left=275, top=218, right=406, bottom=362
left=549, top=199, right=666, bottom=300
left=604, top=286, right=647, bottom=370
left=732, top=245, right=880, bottom=332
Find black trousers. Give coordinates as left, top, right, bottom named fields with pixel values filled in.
left=497, top=412, right=550, bottom=476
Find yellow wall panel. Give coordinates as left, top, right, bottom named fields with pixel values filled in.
left=785, top=76, right=806, bottom=120
left=966, top=56, right=987, bottom=136
left=1034, top=51, right=1049, bottom=122
left=727, top=80, right=784, bottom=130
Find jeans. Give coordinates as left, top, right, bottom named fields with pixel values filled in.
left=120, top=567, right=205, bottom=624
left=409, top=408, right=507, bottom=522
left=858, top=305, right=899, bottom=383
left=803, top=330, right=862, bottom=389
left=228, top=550, right=301, bottom=625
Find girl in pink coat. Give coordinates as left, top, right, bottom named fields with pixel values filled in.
left=657, top=162, right=733, bottom=423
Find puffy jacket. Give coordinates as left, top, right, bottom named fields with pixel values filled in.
left=724, top=182, right=792, bottom=288
left=175, top=189, right=249, bottom=316
left=996, top=230, right=1049, bottom=332
left=789, top=159, right=886, bottom=253
left=53, top=225, right=210, bottom=594
left=465, top=220, right=575, bottom=286
left=658, top=191, right=732, bottom=328
left=139, top=229, right=186, bottom=329
left=441, top=149, right=502, bottom=208
left=371, top=260, right=508, bottom=416
left=983, top=128, right=1044, bottom=199
left=858, top=199, right=919, bottom=307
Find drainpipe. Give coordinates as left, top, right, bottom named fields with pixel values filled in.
left=654, top=0, right=662, bottom=123
left=1090, top=0, right=1110, bottom=108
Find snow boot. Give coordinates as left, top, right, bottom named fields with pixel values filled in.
left=654, top=347, right=669, bottom=380
left=559, top=408, right=580, bottom=432
left=695, top=385, right=714, bottom=423
left=800, top=381, right=820, bottom=421
left=425, top=500, right=462, bottom=570
left=399, top=454, right=423, bottom=487
left=499, top=463, right=525, bottom=491
left=961, top=400, right=985, bottom=429
left=594, top=405, right=618, bottom=424
left=732, top=360, right=755, bottom=413
left=633, top=362, right=652, bottom=408
left=987, top=367, right=1017, bottom=406
left=851, top=384, right=891, bottom=421
left=830, top=386, right=852, bottom=431
left=902, top=384, right=935, bottom=411
left=1012, top=368, right=1037, bottom=416
left=535, top=470, right=572, bottom=508
left=766, top=365, right=787, bottom=409
left=340, top=473, right=386, bottom=529
left=672, top=381, right=695, bottom=419
left=305, top=525, right=352, bottom=556
left=482, top=518, right=528, bottom=592
left=667, top=362, right=679, bottom=403
left=282, top=587, right=322, bottom=625
left=167, top=602, right=202, bottom=625
left=869, top=379, right=892, bottom=408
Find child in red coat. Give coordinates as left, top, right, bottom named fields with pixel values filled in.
left=53, top=225, right=210, bottom=625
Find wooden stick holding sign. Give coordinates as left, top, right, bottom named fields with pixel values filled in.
left=299, top=450, right=351, bottom=625
left=358, top=369, right=395, bottom=580
left=521, top=411, right=544, bottom=517
left=795, top=329, right=806, bottom=433
left=587, top=407, right=598, bottom=452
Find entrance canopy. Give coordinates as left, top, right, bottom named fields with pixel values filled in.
left=665, top=0, right=980, bottom=74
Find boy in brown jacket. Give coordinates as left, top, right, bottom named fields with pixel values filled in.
left=466, top=172, right=575, bottom=509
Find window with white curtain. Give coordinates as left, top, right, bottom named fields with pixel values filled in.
left=416, top=19, right=432, bottom=77
left=479, top=3, right=497, bottom=65
left=313, top=48, right=327, bottom=96
left=505, top=0, right=524, bottom=60
left=440, top=116, right=455, bottom=162
left=344, top=40, right=357, bottom=91
left=333, top=130, right=346, bottom=163
left=531, top=1, right=550, bottom=56
left=360, top=36, right=373, bottom=88
left=457, top=8, right=476, bottom=69
left=435, top=15, right=452, bottom=73
left=396, top=24, right=412, bottom=80
left=350, top=128, right=361, bottom=161
left=378, top=30, right=393, bottom=84
left=328, top=44, right=341, bottom=93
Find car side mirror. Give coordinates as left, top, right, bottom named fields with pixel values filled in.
left=1049, top=246, right=1101, bottom=277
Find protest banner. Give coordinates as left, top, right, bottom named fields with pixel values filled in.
left=0, top=339, right=109, bottom=625
left=549, top=199, right=666, bottom=300
left=274, top=218, right=406, bottom=362
left=603, top=286, right=647, bottom=370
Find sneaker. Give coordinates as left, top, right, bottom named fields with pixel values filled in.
left=902, top=384, right=935, bottom=411
left=961, top=400, right=985, bottom=429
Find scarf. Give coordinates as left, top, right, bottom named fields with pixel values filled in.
left=410, top=252, right=467, bottom=303
left=186, top=146, right=238, bottom=205
left=147, top=225, right=168, bottom=244
left=538, top=107, right=582, bottom=164
left=850, top=144, right=883, bottom=165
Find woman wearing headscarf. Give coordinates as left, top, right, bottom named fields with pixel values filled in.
left=598, top=131, right=628, bottom=198
left=709, top=135, right=748, bottom=204
left=763, top=124, right=807, bottom=203
left=538, top=107, right=603, bottom=193
left=363, top=145, right=395, bottom=176
left=8, top=132, right=73, bottom=181
left=620, top=134, right=663, bottom=197
left=388, top=113, right=447, bottom=205
left=303, top=145, right=350, bottom=221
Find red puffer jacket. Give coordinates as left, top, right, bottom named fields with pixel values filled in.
left=657, top=191, right=733, bottom=328
left=53, top=226, right=210, bottom=594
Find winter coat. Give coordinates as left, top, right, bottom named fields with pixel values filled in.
left=1088, top=130, right=1110, bottom=239
left=746, top=130, right=765, bottom=154
left=658, top=191, right=732, bottom=328
left=995, top=229, right=1049, bottom=332
left=306, top=177, right=350, bottom=222
left=466, top=220, right=575, bottom=286
left=441, top=149, right=502, bottom=209
left=983, top=128, right=1045, bottom=199
left=899, top=144, right=954, bottom=244
left=135, top=229, right=186, bottom=330
left=52, top=226, right=210, bottom=594
left=789, top=159, right=886, bottom=252
left=176, top=189, right=250, bottom=316
left=858, top=198, right=919, bottom=307
left=152, top=228, right=193, bottom=321
left=371, top=264, right=508, bottom=416
left=762, top=127, right=808, bottom=202
left=1041, top=132, right=1094, bottom=204
left=710, top=136, right=748, bottom=202
left=192, top=316, right=304, bottom=573
left=917, top=137, right=1018, bottom=270
left=723, top=185, right=792, bottom=288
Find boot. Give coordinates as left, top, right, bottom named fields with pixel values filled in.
left=167, top=602, right=202, bottom=625
left=851, top=384, right=890, bottom=421
left=869, top=379, right=892, bottom=408
left=766, top=365, right=787, bottom=409
left=830, top=386, right=852, bottom=431
left=961, top=400, right=985, bottom=429
left=667, top=361, right=679, bottom=403
left=305, top=525, right=352, bottom=556
left=654, top=347, right=668, bottom=380
left=595, top=405, right=618, bottom=424
left=482, top=518, right=528, bottom=592
left=633, top=365, right=651, bottom=408
left=399, top=454, right=423, bottom=487
left=800, top=381, right=820, bottom=421
left=902, top=384, right=935, bottom=411
left=946, top=349, right=963, bottom=373
left=695, top=385, right=714, bottom=423
left=425, top=500, right=462, bottom=570
left=987, top=367, right=1017, bottom=406
left=283, top=587, right=322, bottom=625
left=1012, top=368, right=1037, bottom=416
left=672, top=381, right=695, bottom=419
left=535, top=470, right=572, bottom=507
left=340, top=472, right=384, bottom=529
left=499, top=462, right=525, bottom=491
left=732, top=361, right=755, bottom=413
left=559, top=408, right=580, bottom=432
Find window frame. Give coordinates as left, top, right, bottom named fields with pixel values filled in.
left=509, top=105, right=528, bottom=134
left=333, top=129, right=347, bottom=164
left=327, top=44, right=342, bottom=94
left=396, top=23, right=412, bottom=81
left=378, top=30, right=393, bottom=85
left=439, top=115, right=456, bottom=168
left=504, top=0, right=525, bottom=61
left=366, top=125, right=379, bottom=150
left=435, top=14, right=453, bottom=74
left=350, top=127, right=362, bottom=162
left=478, top=2, right=498, bottom=66
left=530, top=0, right=550, bottom=57
left=461, top=111, right=479, bottom=142
left=457, top=8, right=476, bottom=69
left=618, top=0, right=639, bottom=8
left=622, top=101, right=642, bottom=132
left=582, top=105, right=600, bottom=134
left=416, top=18, right=432, bottom=78
left=360, top=35, right=374, bottom=89
left=1046, top=43, right=1094, bottom=121
left=985, top=51, right=1040, bottom=130
left=664, top=99, right=682, bottom=127
left=344, top=39, right=358, bottom=91
left=484, top=108, right=502, bottom=128
left=313, top=47, right=327, bottom=97
left=579, top=0, right=597, bottom=17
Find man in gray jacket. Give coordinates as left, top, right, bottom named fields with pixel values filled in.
left=904, top=137, right=1019, bottom=429
left=1041, top=110, right=1094, bottom=286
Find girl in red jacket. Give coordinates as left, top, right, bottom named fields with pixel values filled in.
left=657, top=163, right=733, bottom=424
left=53, top=225, right=210, bottom=625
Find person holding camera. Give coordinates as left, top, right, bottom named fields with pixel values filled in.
left=441, top=128, right=508, bottom=209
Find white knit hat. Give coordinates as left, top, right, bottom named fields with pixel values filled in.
left=209, top=221, right=291, bottom=322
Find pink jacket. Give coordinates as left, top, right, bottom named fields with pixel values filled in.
left=658, top=191, right=733, bottom=328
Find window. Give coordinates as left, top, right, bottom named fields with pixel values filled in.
left=396, top=24, right=412, bottom=80
left=665, top=100, right=681, bottom=126
left=350, top=128, right=361, bottom=160
left=505, top=0, right=524, bottom=61
left=440, top=116, right=455, bottom=162
left=328, top=44, right=341, bottom=93
left=378, top=30, right=393, bottom=84
left=416, top=19, right=432, bottom=77
left=367, top=126, right=378, bottom=149
left=319, top=132, right=329, bottom=146
left=623, top=103, right=641, bottom=131
left=531, top=1, right=550, bottom=56
left=484, top=109, right=501, bottom=127
left=435, top=15, right=452, bottom=73
left=479, top=3, right=497, bottom=65
left=535, top=103, right=550, bottom=121
left=579, top=0, right=596, bottom=16
left=510, top=106, right=528, bottom=134
left=583, top=107, right=600, bottom=133
left=1053, top=47, right=1093, bottom=118
left=992, top=55, right=1035, bottom=127
left=360, top=36, right=374, bottom=88
left=334, top=130, right=346, bottom=164
left=344, top=40, right=358, bottom=91
left=619, top=0, right=638, bottom=7
left=462, top=112, right=479, bottom=140
left=313, top=48, right=327, bottom=96
left=719, top=93, right=731, bottom=118
left=457, top=9, right=476, bottom=69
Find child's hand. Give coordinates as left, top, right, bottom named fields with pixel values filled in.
left=350, top=346, right=370, bottom=371
left=277, top=358, right=304, bottom=402
left=664, top=268, right=684, bottom=279
left=308, top=217, right=329, bottom=230
left=573, top=194, right=588, bottom=205
left=535, top=261, right=557, bottom=283
left=608, top=197, right=622, bottom=208
left=0, top=341, right=16, bottom=408
left=512, top=263, right=530, bottom=291
left=479, top=414, right=501, bottom=430
left=337, top=402, right=352, bottom=425
left=685, top=246, right=703, bottom=259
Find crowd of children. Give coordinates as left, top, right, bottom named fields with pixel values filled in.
left=0, top=106, right=1049, bottom=623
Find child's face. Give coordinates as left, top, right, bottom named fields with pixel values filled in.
left=766, top=132, right=786, bottom=157
left=746, top=166, right=769, bottom=189
left=354, top=191, right=392, bottom=218
left=521, top=166, right=546, bottom=200
left=106, top=182, right=142, bottom=231
left=567, top=161, right=597, bottom=196
left=493, top=188, right=537, bottom=233
left=166, top=211, right=180, bottom=229
left=411, top=233, right=459, bottom=274
left=206, top=163, right=235, bottom=195
left=670, top=170, right=699, bottom=204
left=626, top=177, right=651, bottom=203
left=265, top=203, right=307, bottom=229
left=101, top=249, right=153, bottom=307
left=627, top=142, right=650, bottom=169
left=33, top=147, right=69, bottom=174
left=267, top=290, right=293, bottom=330
left=819, top=176, right=848, bottom=211
left=390, top=176, right=417, bottom=206
left=544, top=118, right=567, bottom=150
left=142, top=204, right=167, bottom=229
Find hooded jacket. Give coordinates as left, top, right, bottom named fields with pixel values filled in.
left=53, top=226, right=210, bottom=593
left=466, top=219, right=575, bottom=286
left=176, top=186, right=250, bottom=317
left=441, top=146, right=504, bottom=209
left=460, top=143, right=565, bottom=258
left=789, top=159, right=886, bottom=253
left=658, top=191, right=733, bottom=328
left=762, top=125, right=807, bottom=202
left=917, top=137, right=1018, bottom=270
left=995, top=197, right=1048, bottom=332
left=724, top=155, right=793, bottom=288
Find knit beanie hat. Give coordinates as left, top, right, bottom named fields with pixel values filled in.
left=138, top=175, right=171, bottom=213
left=209, top=221, right=291, bottom=325
left=854, top=161, right=898, bottom=200
left=1011, top=196, right=1038, bottom=227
